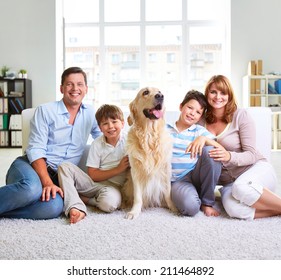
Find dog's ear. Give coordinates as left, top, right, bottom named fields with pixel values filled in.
left=127, top=101, right=135, bottom=126
left=127, top=101, right=134, bottom=126
left=127, top=115, right=133, bottom=126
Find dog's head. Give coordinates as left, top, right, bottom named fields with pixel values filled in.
left=128, top=87, right=165, bottom=126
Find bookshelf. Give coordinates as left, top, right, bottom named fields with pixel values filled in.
left=0, top=78, right=32, bottom=148
left=242, top=75, right=281, bottom=108
left=243, top=75, right=281, bottom=150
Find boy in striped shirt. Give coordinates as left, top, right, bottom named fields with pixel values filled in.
left=167, top=90, right=223, bottom=217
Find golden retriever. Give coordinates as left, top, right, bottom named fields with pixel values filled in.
left=122, top=87, right=177, bottom=219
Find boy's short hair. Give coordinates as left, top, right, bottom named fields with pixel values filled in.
left=95, top=104, right=124, bottom=125
left=61, top=66, right=87, bottom=85
left=180, top=90, right=207, bottom=111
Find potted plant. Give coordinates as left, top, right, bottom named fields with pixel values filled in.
left=1, top=65, right=10, bottom=77
left=19, top=69, right=27, bottom=79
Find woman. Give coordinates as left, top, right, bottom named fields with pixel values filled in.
left=203, top=74, right=281, bottom=220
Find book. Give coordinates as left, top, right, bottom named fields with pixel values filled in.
left=9, top=114, right=22, bottom=130
left=15, top=131, right=22, bottom=146
left=11, top=131, right=16, bottom=146
left=0, top=98, right=3, bottom=113
left=3, top=98, right=8, bottom=113
left=0, top=131, right=8, bottom=146
left=0, top=87, right=4, bottom=97
left=3, top=114, right=8, bottom=129
left=8, top=99, right=20, bottom=113
left=256, top=60, right=263, bottom=75
left=15, top=98, right=24, bottom=112
left=268, top=83, right=278, bottom=94
left=9, top=91, right=23, bottom=97
left=0, top=131, right=4, bottom=146
left=247, top=60, right=256, bottom=75
left=0, top=82, right=8, bottom=96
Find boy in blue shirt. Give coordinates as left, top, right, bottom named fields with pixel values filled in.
left=167, top=90, right=222, bottom=217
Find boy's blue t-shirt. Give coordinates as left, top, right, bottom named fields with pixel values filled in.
left=167, top=122, right=214, bottom=182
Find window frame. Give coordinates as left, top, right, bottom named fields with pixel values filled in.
left=62, top=0, right=230, bottom=111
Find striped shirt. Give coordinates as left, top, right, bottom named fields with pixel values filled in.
left=167, top=122, right=214, bottom=182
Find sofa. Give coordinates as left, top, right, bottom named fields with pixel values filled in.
left=22, top=107, right=272, bottom=172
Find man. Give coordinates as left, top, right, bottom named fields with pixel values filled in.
left=0, top=66, right=101, bottom=219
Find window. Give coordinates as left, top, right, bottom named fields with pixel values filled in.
left=148, top=53, right=157, bottom=63
left=63, top=0, right=230, bottom=111
left=111, top=54, right=120, bottom=65
left=167, top=53, right=176, bottom=63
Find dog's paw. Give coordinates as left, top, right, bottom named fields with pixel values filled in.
left=164, top=197, right=178, bottom=213
left=171, top=208, right=181, bottom=216
left=125, top=211, right=140, bottom=220
left=170, top=205, right=179, bottom=214
left=120, top=201, right=127, bottom=210
left=166, top=202, right=179, bottom=214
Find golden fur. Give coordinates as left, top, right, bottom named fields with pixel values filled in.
left=122, top=87, right=177, bottom=219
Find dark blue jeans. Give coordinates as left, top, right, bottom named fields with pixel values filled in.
left=0, top=156, right=63, bottom=219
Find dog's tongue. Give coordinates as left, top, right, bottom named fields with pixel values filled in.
left=152, top=109, right=163, bottom=119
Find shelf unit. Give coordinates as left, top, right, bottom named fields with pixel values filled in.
left=243, top=75, right=281, bottom=150
left=242, top=75, right=281, bottom=108
left=0, top=78, right=32, bottom=148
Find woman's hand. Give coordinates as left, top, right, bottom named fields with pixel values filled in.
left=208, top=146, right=231, bottom=162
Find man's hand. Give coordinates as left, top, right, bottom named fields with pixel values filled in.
left=31, top=158, right=64, bottom=201
left=41, top=184, right=64, bottom=201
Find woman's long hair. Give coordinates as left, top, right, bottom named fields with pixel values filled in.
left=204, top=75, right=237, bottom=124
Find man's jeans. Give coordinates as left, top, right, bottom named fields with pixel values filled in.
left=0, top=156, right=63, bottom=219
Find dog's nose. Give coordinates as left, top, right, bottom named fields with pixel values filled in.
left=155, top=92, right=164, bottom=100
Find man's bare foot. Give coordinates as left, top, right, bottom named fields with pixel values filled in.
left=201, top=205, right=220, bottom=217
left=69, top=208, right=86, bottom=224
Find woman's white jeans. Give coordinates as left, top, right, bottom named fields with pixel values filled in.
left=219, top=160, right=278, bottom=220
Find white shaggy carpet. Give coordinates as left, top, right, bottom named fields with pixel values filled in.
left=1, top=202, right=281, bottom=260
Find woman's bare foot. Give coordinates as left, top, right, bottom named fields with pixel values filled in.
left=201, top=205, right=220, bottom=217
left=69, top=208, right=86, bottom=224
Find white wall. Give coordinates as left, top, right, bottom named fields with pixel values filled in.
left=231, top=0, right=281, bottom=105
left=0, top=0, right=281, bottom=107
left=0, top=0, right=63, bottom=107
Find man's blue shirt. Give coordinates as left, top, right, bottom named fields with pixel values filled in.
left=26, top=100, right=101, bottom=170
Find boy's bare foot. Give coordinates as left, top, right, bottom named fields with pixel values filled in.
left=69, top=208, right=86, bottom=224
left=201, top=205, right=220, bottom=217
